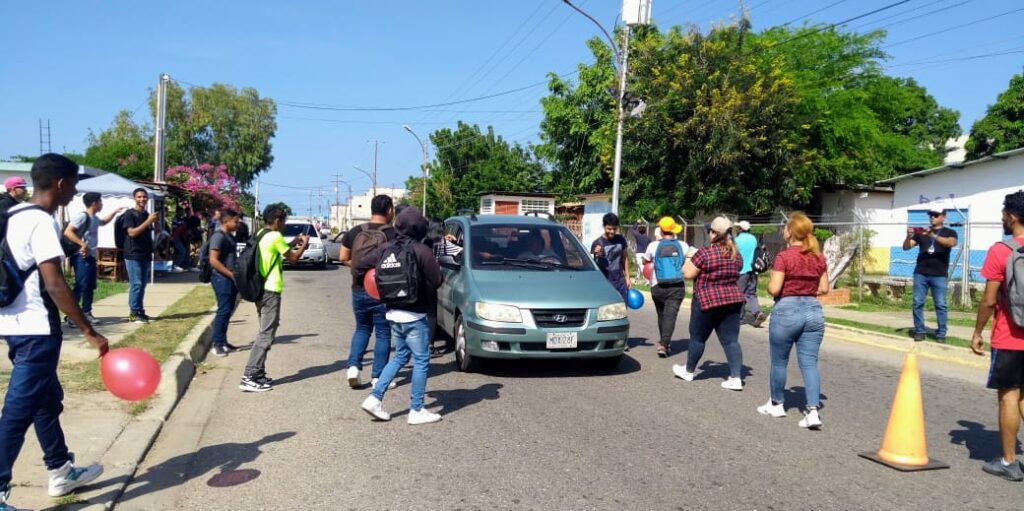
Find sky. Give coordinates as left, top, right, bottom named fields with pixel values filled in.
left=1, top=0, right=1022, bottom=214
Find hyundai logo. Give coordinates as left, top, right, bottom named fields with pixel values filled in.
left=553, top=314, right=568, bottom=323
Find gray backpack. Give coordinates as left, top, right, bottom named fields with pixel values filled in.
left=1000, top=239, right=1024, bottom=328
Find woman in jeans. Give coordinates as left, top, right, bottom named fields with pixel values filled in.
left=672, top=216, right=746, bottom=391
left=757, top=212, right=829, bottom=429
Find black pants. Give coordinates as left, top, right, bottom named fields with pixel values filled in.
left=651, top=283, right=685, bottom=345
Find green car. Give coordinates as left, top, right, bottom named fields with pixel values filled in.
left=436, top=214, right=630, bottom=372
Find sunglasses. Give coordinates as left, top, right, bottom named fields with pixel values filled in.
left=927, top=212, right=943, bottom=218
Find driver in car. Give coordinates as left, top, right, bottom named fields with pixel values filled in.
left=517, top=232, right=559, bottom=261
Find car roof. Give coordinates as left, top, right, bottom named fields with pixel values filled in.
left=450, top=214, right=558, bottom=227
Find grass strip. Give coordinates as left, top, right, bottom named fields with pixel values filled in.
left=825, top=317, right=973, bottom=350
left=63, top=274, right=128, bottom=303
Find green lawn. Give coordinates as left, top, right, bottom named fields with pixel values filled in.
left=63, top=274, right=128, bottom=302
left=826, top=317, right=973, bottom=350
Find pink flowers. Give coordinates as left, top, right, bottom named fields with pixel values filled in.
left=166, top=164, right=241, bottom=213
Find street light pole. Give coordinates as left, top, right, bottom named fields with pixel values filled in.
left=402, top=125, right=429, bottom=217
left=352, top=164, right=376, bottom=197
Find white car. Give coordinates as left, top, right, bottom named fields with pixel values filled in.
left=282, top=221, right=327, bottom=269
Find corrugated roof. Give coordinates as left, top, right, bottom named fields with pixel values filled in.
left=877, top=146, right=1024, bottom=185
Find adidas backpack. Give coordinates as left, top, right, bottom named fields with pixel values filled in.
left=375, top=238, right=419, bottom=308
left=1000, top=238, right=1024, bottom=327
left=653, top=239, right=685, bottom=285
left=0, top=206, right=43, bottom=307
left=234, top=229, right=279, bottom=302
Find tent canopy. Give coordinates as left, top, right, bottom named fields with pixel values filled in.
left=75, top=173, right=163, bottom=198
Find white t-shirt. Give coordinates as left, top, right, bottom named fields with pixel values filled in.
left=643, top=238, right=690, bottom=287
left=385, top=309, right=426, bottom=323
left=0, top=204, right=65, bottom=336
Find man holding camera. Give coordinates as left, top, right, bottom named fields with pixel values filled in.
left=902, top=203, right=958, bottom=343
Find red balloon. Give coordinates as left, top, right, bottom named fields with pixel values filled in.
left=363, top=268, right=381, bottom=301
left=642, top=262, right=654, bottom=281
left=101, top=348, right=161, bottom=401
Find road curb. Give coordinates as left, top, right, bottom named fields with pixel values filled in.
left=87, top=306, right=217, bottom=510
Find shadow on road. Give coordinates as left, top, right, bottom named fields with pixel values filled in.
left=476, top=355, right=642, bottom=378
left=275, top=333, right=318, bottom=345
left=427, top=383, right=504, bottom=415
left=949, top=420, right=1017, bottom=461
left=110, top=432, right=296, bottom=506
left=695, top=361, right=754, bottom=380
left=782, top=386, right=829, bottom=412
left=274, top=360, right=345, bottom=386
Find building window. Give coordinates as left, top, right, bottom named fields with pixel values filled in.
left=480, top=198, right=493, bottom=214
left=521, top=199, right=550, bottom=214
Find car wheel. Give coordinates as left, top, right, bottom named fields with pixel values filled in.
left=316, top=258, right=327, bottom=269
left=595, top=354, right=623, bottom=370
left=454, top=316, right=480, bottom=373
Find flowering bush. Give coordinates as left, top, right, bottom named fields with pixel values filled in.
left=166, top=163, right=240, bottom=214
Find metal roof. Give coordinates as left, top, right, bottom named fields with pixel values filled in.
left=876, top=146, right=1024, bottom=185
left=478, top=191, right=556, bottom=198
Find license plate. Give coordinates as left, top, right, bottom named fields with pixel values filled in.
left=546, top=332, right=578, bottom=349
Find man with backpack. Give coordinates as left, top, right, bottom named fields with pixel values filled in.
left=0, top=154, right=108, bottom=509
left=339, top=195, right=395, bottom=389
left=643, top=217, right=690, bottom=358
left=118, top=188, right=158, bottom=324
left=207, top=209, right=241, bottom=357
left=971, top=190, right=1024, bottom=481
left=238, top=206, right=309, bottom=392
left=61, top=192, right=123, bottom=326
left=735, top=221, right=767, bottom=328
left=0, top=177, right=28, bottom=214
left=356, top=207, right=444, bottom=425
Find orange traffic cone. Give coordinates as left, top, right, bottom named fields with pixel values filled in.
left=860, top=353, right=949, bottom=471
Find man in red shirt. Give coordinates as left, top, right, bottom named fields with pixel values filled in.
left=971, top=190, right=1024, bottom=481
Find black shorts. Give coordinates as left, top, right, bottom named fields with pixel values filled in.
left=986, top=349, right=1024, bottom=390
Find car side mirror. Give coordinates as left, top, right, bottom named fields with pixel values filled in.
left=438, top=254, right=460, bottom=269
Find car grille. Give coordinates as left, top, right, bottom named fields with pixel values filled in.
left=531, top=309, right=587, bottom=328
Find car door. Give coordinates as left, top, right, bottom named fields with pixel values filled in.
left=437, top=220, right=465, bottom=335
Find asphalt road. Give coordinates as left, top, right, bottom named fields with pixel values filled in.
left=119, top=264, right=1018, bottom=510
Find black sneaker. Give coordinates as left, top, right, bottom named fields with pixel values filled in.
left=256, top=375, right=274, bottom=385
left=935, top=337, right=947, bottom=344
left=239, top=376, right=272, bottom=392
left=138, top=313, right=152, bottom=322
left=912, top=332, right=925, bottom=342
left=83, top=312, right=97, bottom=323
left=223, top=343, right=240, bottom=352
left=63, top=317, right=77, bottom=328
left=128, top=313, right=147, bottom=324
left=212, top=345, right=229, bottom=357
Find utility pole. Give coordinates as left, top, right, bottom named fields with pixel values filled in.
left=372, top=140, right=379, bottom=197
left=153, top=73, right=170, bottom=183
left=254, top=180, right=261, bottom=229
left=403, top=125, right=429, bottom=216
left=38, top=119, right=51, bottom=155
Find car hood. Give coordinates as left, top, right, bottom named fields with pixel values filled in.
left=468, top=269, right=623, bottom=309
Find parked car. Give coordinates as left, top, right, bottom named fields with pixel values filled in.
left=435, top=214, right=629, bottom=372
left=323, top=231, right=347, bottom=263
left=282, top=220, right=327, bottom=268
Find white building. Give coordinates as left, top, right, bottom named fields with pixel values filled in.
left=348, top=187, right=407, bottom=227
left=478, top=192, right=556, bottom=216
left=1, top=161, right=108, bottom=192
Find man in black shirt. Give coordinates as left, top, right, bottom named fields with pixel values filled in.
left=120, top=188, right=158, bottom=323
left=209, top=209, right=241, bottom=357
left=903, top=204, right=958, bottom=342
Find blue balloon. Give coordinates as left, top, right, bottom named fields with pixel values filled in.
left=626, top=289, right=645, bottom=310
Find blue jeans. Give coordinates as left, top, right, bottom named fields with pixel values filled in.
left=211, top=273, right=238, bottom=347
left=70, top=253, right=97, bottom=314
left=686, top=300, right=743, bottom=378
left=912, top=273, right=948, bottom=338
left=172, top=238, right=190, bottom=268
left=346, top=290, right=391, bottom=378
left=0, top=335, right=72, bottom=490
left=372, top=318, right=430, bottom=411
left=125, top=258, right=150, bottom=315
left=768, top=296, right=825, bottom=408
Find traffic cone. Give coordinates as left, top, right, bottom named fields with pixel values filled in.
left=860, top=353, right=949, bottom=471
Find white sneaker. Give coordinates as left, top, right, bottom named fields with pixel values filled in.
left=0, top=488, right=23, bottom=511
left=360, top=395, right=390, bottom=421
left=371, top=378, right=397, bottom=390
left=799, top=409, right=823, bottom=430
left=757, top=400, right=786, bottom=418
left=188, top=267, right=201, bottom=273
left=346, top=366, right=361, bottom=388
left=171, top=266, right=186, bottom=273
left=407, top=408, right=442, bottom=425
left=721, top=377, right=744, bottom=391
left=47, top=460, right=103, bottom=497
left=672, top=364, right=695, bottom=381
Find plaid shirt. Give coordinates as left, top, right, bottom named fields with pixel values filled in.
left=691, top=245, right=744, bottom=309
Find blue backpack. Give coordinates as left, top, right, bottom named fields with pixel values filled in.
left=653, top=239, right=685, bottom=285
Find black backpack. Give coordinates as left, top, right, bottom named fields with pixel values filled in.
left=752, top=242, right=773, bottom=274
left=375, top=238, right=419, bottom=308
left=197, top=240, right=212, bottom=283
left=0, top=206, right=43, bottom=307
left=234, top=229, right=279, bottom=302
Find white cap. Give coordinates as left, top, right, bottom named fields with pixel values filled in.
left=737, top=220, right=751, bottom=231
left=927, top=200, right=945, bottom=214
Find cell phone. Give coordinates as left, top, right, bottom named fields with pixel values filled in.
left=912, top=227, right=926, bottom=235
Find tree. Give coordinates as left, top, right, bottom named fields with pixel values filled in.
left=414, top=122, right=546, bottom=219
left=965, top=70, right=1024, bottom=159
left=262, top=202, right=293, bottom=217
left=79, top=111, right=154, bottom=180
left=165, top=163, right=241, bottom=214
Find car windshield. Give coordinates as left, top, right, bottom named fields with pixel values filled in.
left=468, top=224, right=595, bottom=271
left=283, top=224, right=313, bottom=237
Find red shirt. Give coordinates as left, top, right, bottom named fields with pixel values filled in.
left=772, top=246, right=827, bottom=297
left=980, top=236, right=1024, bottom=351
left=691, top=245, right=744, bottom=309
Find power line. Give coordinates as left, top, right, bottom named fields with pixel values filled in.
left=770, top=0, right=913, bottom=48
left=781, top=0, right=850, bottom=26
left=887, top=47, right=1024, bottom=68
left=885, top=6, right=1024, bottom=48
left=866, top=0, right=977, bottom=32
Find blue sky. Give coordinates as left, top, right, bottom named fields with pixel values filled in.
left=1, top=0, right=1022, bottom=213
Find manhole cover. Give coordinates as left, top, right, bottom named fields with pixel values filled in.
left=207, top=469, right=261, bottom=487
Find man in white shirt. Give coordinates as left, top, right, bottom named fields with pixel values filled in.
left=643, top=217, right=691, bottom=358
left=0, top=154, right=109, bottom=509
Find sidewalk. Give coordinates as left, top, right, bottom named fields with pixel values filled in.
left=1, top=272, right=203, bottom=511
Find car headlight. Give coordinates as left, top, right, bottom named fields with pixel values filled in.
left=598, top=302, right=628, bottom=321
left=475, top=302, right=523, bottom=323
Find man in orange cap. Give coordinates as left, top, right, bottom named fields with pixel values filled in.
left=643, top=217, right=690, bottom=357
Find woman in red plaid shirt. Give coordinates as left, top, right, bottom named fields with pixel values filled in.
left=672, top=216, right=746, bottom=391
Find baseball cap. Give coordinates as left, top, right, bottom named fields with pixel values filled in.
left=3, top=177, right=27, bottom=190
left=658, top=216, right=683, bottom=234
left=737, top=220, right=751, bottom=231
left=927, top=202, right=945, bottom=214
left=709, top=216, right=732, bottom=235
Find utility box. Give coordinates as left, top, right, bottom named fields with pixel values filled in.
left=623, top=0, right=652, bottom=26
